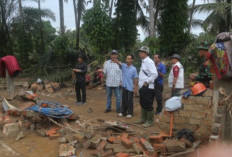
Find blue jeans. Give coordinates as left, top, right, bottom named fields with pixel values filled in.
left=106, top=86, right=121, bottom=112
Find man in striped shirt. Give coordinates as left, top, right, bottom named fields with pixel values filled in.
left=103, top=50, right=122, bottom=115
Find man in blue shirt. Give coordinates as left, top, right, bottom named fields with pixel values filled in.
left=154, top=54, right=166, bottom=114
left=115, top=54, right=138, bottom=118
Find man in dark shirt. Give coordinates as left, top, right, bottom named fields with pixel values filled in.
left=72, top=55, right=87, bottom=105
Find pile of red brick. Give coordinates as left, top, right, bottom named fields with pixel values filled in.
left=81, top=131, right=190, bottom=157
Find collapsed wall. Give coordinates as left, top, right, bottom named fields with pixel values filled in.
left=158, top=89, right=218, bottom=142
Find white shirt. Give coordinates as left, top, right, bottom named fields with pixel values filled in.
left=168, top=61, right=184, bottom=89
left=103, top=60, right=122, bottom=87
left=138, top=57, right=158, bottom=89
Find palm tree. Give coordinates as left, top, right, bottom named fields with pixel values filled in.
left=59, top=0, right=66, bottom=35
left=148, top=0, right=155, bottom=37
left=194, top=0, right=232, bottom=34
left=73, top=0, right=85, bottom=50
left=188, top=0, right=196, bottom=33
left=18, top=0, right=24, bottom=23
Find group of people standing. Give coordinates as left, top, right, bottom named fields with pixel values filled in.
left=72, top=46, right=185, bottom=128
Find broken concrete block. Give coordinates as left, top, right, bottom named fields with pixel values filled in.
left=101, top=149, right=114, bottom=157
left=164, top=139, right=186, bottom=152
left=90, top=135, right=101, bottom=148
left=59, top=144, right=76, bottom=157
left=68, top=140, right=78, bottom=146
left=65, top=134, right=74, bottom=143
left=153, top=144, right=167, bottom=153
left=3, top=122, right=20, bottom=137
left=73, top=133, right=85, bottom=142
left=149, top=135, right=163, bottom=143
left=133, top=143, right=142, bottom=154
left=59, top=137, right=67, bottom=143
left=36, top=129, right=46, bottom=137
left=140, top=138, right=154, bottom=152
left=97, top=140, right=107, bottom=150
left=15, top=131, right=24, bottom=141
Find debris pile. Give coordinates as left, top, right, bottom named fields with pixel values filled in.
left=30, top=81, right=60, bottom=93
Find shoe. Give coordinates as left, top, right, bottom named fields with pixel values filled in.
left=76, top=102, right=82, bottom=105
left=135, top=108, right=147, bottom=124
left=143, top=110, right=154, bottom=128
left=118, top=113, right=123, bottom=117
left=126, top=115, right=132, bottom=119
left=104, top=109, right=111, bottom=113
left=81, top=102, right=86, bottom=105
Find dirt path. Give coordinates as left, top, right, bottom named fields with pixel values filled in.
left=0, top=83, right=170, bottom=157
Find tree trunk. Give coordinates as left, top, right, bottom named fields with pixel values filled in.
left=109, top=0, right=114, bottom=17
left=6, top=69, right=15, bottom=99
left=59, top=0, right=65, bottom=35
left=73, top=0, right=78, bottom=50
left=188, top=0, right=196, bottom=34
left=18, top=0, right=24, bottom=23
left=154, top=0, right=161, bottom=35
left=77, top=0, right=83, bottom=50
left=226, top=0, right=231, bottom=32
left=38, top=0, right=44, bottom=52
left=149, top=0, right=155, bottom=37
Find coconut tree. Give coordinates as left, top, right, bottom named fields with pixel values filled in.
left=188, top=0, right=196, bottom=33
left=194, top=0, right=232, bottom=34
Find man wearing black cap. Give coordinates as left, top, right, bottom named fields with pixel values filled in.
left=72, top=55, right=87, bottom=105
left=103, top=50, right=122, bottom=115
left=168, top=54, right=184, bottom=97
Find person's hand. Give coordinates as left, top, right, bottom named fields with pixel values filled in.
left=73, top=69, right=81, bottom=72
left=143, top=82, right=148, bottom=87
left=172, top=85, right=176, bottom=91
left=159, top=72, right=164, bottom=77
left=190, top=74, right=196, bottom=81
left=72, top=73, right=76, bottom=79
left=133, top=88, right=138, bottom=96
left=119, top=82, right=122, bottom=86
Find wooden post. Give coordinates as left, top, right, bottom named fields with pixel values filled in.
left=5, top=69, right=15, bottom=99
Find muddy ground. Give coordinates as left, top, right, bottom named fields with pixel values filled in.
left=0, top=79, right=173, bottom=157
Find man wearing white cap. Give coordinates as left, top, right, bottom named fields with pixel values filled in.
left=168, top=54, right=184, bottom=97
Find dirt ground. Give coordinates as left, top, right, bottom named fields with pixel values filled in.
left=0, top=79, right=172, bottom=157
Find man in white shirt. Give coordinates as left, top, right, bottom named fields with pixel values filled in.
left=103, top=50, right=122, bottom=114
left=135, top=46, right=158, bottom=127
left=168, top=54, right=184, bottom=97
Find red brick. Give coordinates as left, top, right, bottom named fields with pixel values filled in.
left=121, top=133, right=129, bottom=139
left=107, top=136, right=115, bottom=143
left=144, top=151, right=158, bottom=157
left=122, top=137, right=133, bottom=148
left=114, top=135, right=121, bottom=144
left=149, top=135, right=163, bottom=143
left=49, top=133, right=60, bottom=139
left=115, top=152, right=129, bottom=157
left=46, top=127, right=59, bottom=136
left=153, top=144, right=167, bottom=153
left=97, top=140, right=107, bottom=150
left=159, top=131, right=170, bottom=138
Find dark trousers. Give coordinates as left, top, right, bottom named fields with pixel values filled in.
left=75, top=80, right=86, bottom=102
left=139, top=86, right=155, bottom=111
left=155, top=83, right=164, bottom=113
left=122, top=87, right=134, bottom=116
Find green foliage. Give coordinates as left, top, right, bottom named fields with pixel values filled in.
left=140, top=37, right=160, bottom=55
left=115, top=0, right=137, bottom=51
left=82, top=4, right=114, bottom=54
left=159, top=0, right=190, bottom=57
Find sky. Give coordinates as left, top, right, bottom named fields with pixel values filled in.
left=23, top=0, right=208, bottom=41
